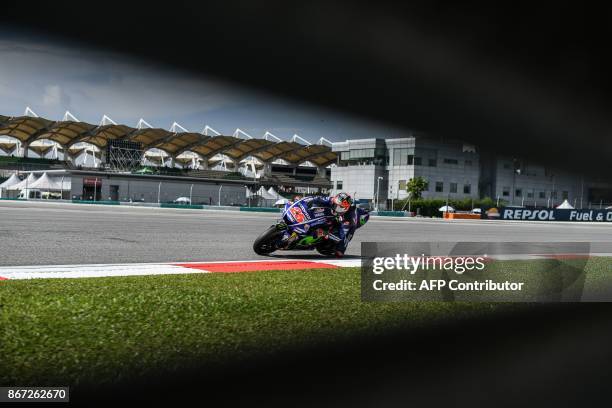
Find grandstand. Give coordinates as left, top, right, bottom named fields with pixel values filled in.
left=0, top=110, right=337, bottom=182
left=0, top=110, right=335, bottom=203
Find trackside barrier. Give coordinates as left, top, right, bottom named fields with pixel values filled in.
left=0, top=200, right=441, bottom=218
left=201, top=205, right=240, bottom=211
left=375, top=211, right=408, bottom=217
left=239, top=207, right=281, bottom=213
left=71, top=200, right=120, bottom=205
left=119, top=202, right=160, bottom=207
left=0, top=197, right=26, bottom=201
left=160, top=203, right=204, bottom=209
left=443, top=212, right=481, bottom=220
left=499, top=207, right=612, bottom=222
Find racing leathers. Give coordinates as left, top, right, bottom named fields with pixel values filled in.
left=282, top=195, right=344, bottom=248
left=282, top=195, right=368, bottom=255
left=334, top=204, right=370, bottom=255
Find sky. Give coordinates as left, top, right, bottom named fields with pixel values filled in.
left=0, top=30, right=408, bottom=143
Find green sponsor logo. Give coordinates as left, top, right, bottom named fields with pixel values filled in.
left=297, top=235, right=321, bottom=246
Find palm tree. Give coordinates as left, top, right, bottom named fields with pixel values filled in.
left=407, top=177, right=428, bottom=199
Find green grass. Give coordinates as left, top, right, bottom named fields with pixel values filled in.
left=0, top=267, right=499, bottom=386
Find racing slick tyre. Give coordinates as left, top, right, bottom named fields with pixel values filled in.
left=315, top=240, right=337, bottom=257
left=253, top=225, right=285, bottom=255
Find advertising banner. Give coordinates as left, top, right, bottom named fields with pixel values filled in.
left=498, top=207, right=612, bottom=222
left=83, top=177, right=102, bottom=187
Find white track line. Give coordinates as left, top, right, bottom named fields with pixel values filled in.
left=0, top=263, right=202, bottom=280
left=0, top=259, right=361, bottom=280
left=1, top=255, right=608, bottom=281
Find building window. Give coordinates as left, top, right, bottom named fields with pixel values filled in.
left=450, top=183, right=457, bottom=193
left=398, top=180, right=406, bottom=190
left=443, top=158, right=458, bottom=165
left=562, top=191, right=569, bottom=199
left=515, top=188, right=522, bottom=197
left=428, top=158, right=437, bottom=167
left=435, top=182, right=444, bottom=192
left=348, top=148, right=375, bottom=159
left=464, top=184, right=471, bottom=194
left=393, top=148, right=414, bottom=166
left=502, top=187, right=510, bottom=197
left=340, top=148, right=389, bottom=163
left=465, top=160, right=473, bottom=166
left=527, top=191, right=534, bottom=198
left=414, top=157, right=422, bottom=165
left=336, top=180, right=343, bottom=190
left=539, top=191, right=546, bottom=199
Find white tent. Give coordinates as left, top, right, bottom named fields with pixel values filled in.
left=7, top=173, right=38, bottom=191
left=267, top=187, right=283, bottom=200
left=28, top=173, right=71, bottom=191
left=274, top=198, right=289, bottom=207
left=438, top=205, right=455, bottom=212
left=0, top=174, right=21, bottom=198
left=556, top=199, right=574, bottom=209
left=257, top=186, right=277, bottom=200
left=246, top=187, right=260, bottom=198
left=0, top=174, right=21, bottom=189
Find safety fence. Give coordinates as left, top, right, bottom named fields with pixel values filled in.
left=67, top=199, right=282, bottom=213
left=71, top=200, right=121, bottom=205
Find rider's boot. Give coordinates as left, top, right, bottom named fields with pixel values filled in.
left=283, top=231, right=299, bottom=247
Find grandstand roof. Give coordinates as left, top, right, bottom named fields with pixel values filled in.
left=0, top=113, right=337, bottom=167
left=0, top=141, right=18, bottom=154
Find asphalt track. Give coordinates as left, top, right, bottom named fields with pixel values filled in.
left=1, top=200, right=612, bottom=266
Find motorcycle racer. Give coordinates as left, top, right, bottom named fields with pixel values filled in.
left=332, top=194, right=370, bottom=257
left=281, top=192, right=358, bottom=256
left=252, top=192, right=369, bottom=257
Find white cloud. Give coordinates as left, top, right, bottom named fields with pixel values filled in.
left=0, top=32, right=404, bottom=139
left=42, top=84, right=70, bottom=108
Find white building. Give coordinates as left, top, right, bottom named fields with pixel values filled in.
left=331, top=136, right=611, bottom=209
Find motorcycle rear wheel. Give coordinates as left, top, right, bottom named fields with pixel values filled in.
left=315, top=240, right=337, bottom=257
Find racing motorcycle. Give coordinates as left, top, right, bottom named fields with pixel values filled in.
left=253, top=199, right=370, bottom=256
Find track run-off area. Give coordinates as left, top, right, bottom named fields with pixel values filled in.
left=1, top=200, right=611, bottom=275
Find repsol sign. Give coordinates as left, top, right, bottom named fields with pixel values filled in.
left=500, top=208, right=612, bottom=222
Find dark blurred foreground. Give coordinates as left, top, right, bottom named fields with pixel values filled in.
left=3, top=3, right=612, bottom=406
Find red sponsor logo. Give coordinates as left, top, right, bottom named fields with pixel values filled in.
left=83, top=177, right=102, bottom=186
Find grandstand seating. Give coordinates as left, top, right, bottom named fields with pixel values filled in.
left=222, top=172, right=247, bottom=180
left=0, top=156, right=67, bottom=171
left=0, top=156, right=330, bottom=188
left=265, top=173, right=330, bottom=187
left=187, top=169, right=246, bottom=180
left=312, top=176, right=332, bottom=185
left=156, top=167, right=186, bottom=176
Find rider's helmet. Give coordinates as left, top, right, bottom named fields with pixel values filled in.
left=331, top=192, right=354, bottom=215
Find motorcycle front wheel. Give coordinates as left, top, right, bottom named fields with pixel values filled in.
left=253, top=225, right=285, bottom=255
